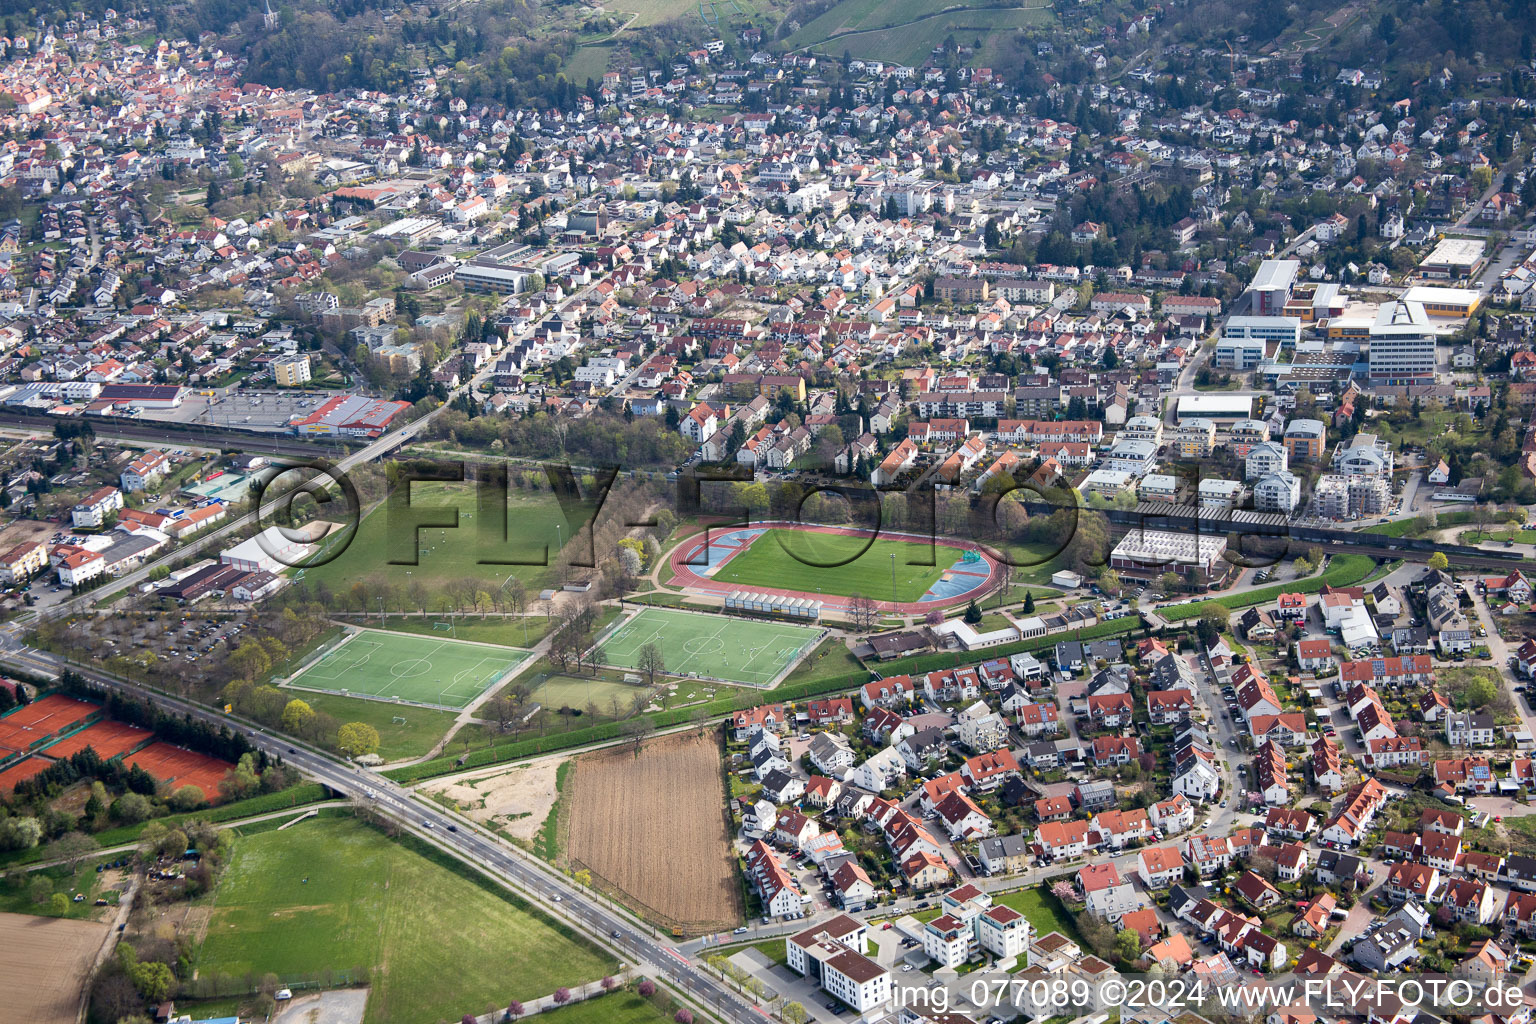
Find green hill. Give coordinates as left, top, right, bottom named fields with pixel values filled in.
left=782, top=0, right=1055, bottom=67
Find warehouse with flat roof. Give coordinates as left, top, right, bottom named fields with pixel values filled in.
left=1175, top=394, right=1256, bottom=424
left=1417, top=238, right=1485, bottom=279
left=1401, top=285, right=1481, bottom=318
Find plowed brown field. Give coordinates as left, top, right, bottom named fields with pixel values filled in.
left=562, top=731, right=741, bottom=934
left=0, top=910, right=108, bottom=1024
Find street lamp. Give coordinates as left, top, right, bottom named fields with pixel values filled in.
left=890, top=552, right=897, bottom=605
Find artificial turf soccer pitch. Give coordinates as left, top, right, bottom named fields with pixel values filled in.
left=285, top=629, right=528, bottom=709
left=710, top=528, right=955, bottom=603
left=598, top=607, right=820, bottom=687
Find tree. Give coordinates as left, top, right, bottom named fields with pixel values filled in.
left=848, top=592, right=878, bottom=630
left=782, top=1002, right=809, bottom=1024
left=963, top=599, right=982, bottom=625
left=638, top=980, right=656, bottom=997
left=508, top=1002, right=526, bottom=1019
left=47, top=831, right=99, bottom=871
left=47, top=891, right=70, bottom=917
left=110, top=792, right=152, bottom=824
left=169, top=785, right=205, bottom=811
left=675, top=1012, right=694, bottom=1024
left=337, top=721, right=381, bottom=757
left=280, top=698, right=315, bottom=734
left=637, top=642, right=666, bottom=686
left=1114, top=928, right=1141, bottom=963
left=553, top=988, right=572, bottom=1006
left=1428, top=552, right=1449, bottom=571
left=622, top=716, right=655, bottom=756
left=1022, top=592, right=1035, bottom=614
left=1460, top=673, right=1499, bottom=712
left=128, top=960, right=176, bottom=1002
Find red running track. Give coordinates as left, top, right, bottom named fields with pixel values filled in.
left=666, top=521, right=1000, bottom=614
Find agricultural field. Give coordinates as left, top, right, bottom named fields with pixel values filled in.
left=0, top=910, right=110, bottom=1024
left=299, top=483, right=587, bottom=602
left=598, top=606, right=820, bottom=687
left=286, top=628, right=528, bottom=709
left=561, top=731, right=741, bottom=934
left=783, top=0, right=1053, bottom=65
left=197, top=816, right=617, bottom=1024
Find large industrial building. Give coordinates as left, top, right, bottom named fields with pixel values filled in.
left=1175, top=394, right=1255, bottom=425
left=1417, top=238, right=1485, bottom=280
left=1109, top=529, right=1229, bottom=583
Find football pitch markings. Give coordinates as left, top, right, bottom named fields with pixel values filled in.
left=287, top=629, right=528, bottom=709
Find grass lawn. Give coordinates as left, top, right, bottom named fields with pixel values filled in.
left=775, top=637, right=865, bottom=689
left=0, top=860, right=115, bottom=920
left=290, top=692, right=461, bottom=761
left=197, top=816, right=617, bottom=1024
left=711, top=528, right=967, bottom=602
left=536, top=991, right=679, bottom=1024
left=300, top=483, right=587, bottom=604
left=375, top=615, right=551, bottom=647
left=1463, top=528, right=1536, bottom=544
left=563, top=44, right=613, bottom=83
left=987, top=540, right=1070, bottom=587
left=992, top=886, right=1083, bottom=945
left=530, top=674, right=644, bottom=716
left=598, top=606, right=821, bottom=687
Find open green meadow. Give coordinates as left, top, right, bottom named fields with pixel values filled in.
left=784, top=0, right=1053, bottom=65
left=288, top=692, right=461, bottom=761
left=529, top=674, right=644, bottom=715
left=299, top=482, right=588, bottom=601
left=711, top=528, right=960, bottom=602
left=538, top=992, right=680, bottom=1024
left=597, top=607, right=820, bottom=686
left=196, top=816, right=617, bottom=1024
left=286, top=629, right=527, bottom=709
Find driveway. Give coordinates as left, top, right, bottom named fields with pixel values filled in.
left=274, top=989, right=369, bottom=1024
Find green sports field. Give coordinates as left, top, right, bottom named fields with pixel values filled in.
left=597, top=607, right=819, bottom=687
left=286, top=629, right=527, bottom=709
left=196, top=816, right=617, bottom=1024
left=712, top=528, right=953, bottom=602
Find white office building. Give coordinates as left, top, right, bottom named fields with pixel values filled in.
left=1368, top=300, right=1436, bottom=384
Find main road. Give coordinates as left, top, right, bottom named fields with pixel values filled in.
left=0, top=642, right=771, bottom=1024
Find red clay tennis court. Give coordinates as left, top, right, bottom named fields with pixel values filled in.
left=0, top=756, right=50, bottom=793
left=126, top=743, right=233, bottom=803
left=0, top=695, right=99, bottom=759
left=43, top=721, right=153, bottom=761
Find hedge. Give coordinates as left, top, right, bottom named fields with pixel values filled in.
left=383, top=669, right=877, bottom=784
left=0, top=782, right=331, bottom=868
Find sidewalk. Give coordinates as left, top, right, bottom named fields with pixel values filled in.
left=466, top=968, right=639, bottom=1024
